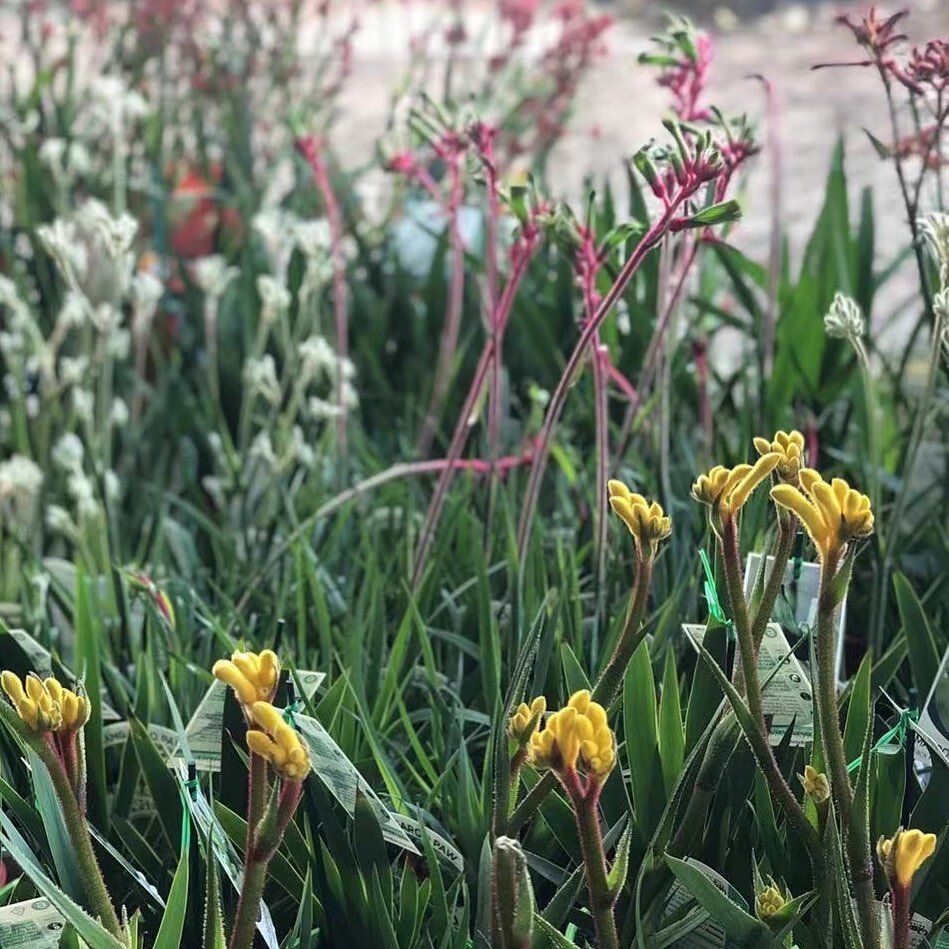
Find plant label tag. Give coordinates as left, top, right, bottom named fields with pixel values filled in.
left=744, top=551, right=850, bottom=684
left=293, top=714, right=420, bottom=854
left=182, top=670, right=325, bottom=771
left=683, top=622, right=814, bottom=746
left=0, top=898, right=66, bottom=947
left=915, top=646, right=949, bottom=771
left=664, top=858, right=743, bottom=948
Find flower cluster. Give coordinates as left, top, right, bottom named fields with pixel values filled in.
left=771, top=470, right=874, bottom=560
left=212, top=649, right=281, bottom=706
left=877, top=827, right=937, bottom=888
left=528, top=690, right=615, bottom=781
left=691, top=453, right=780, bottom=519
left=607, top=480, right=671, bottom=558
left=753, top=429, right=806, bottom=483
left=245, top=702, right=311, bottom=781
left=1, top=672, right=91, bottom=733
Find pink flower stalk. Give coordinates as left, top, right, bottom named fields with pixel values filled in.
left=658, top=32, right=713, bottom=122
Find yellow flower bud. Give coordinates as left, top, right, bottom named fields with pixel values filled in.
left=691, top=454, right=781, bottom=517
left=798, top=765, right=830, bottom=804
left=607, top=480, right=671, bottom=552
left=527, top=690, right=615, bottom=780
left=1, top=671, right=90, bottom=733
left=753, top=429, right=806, bottom=482
left=755, top=879, right=789, bottom=920
left=771, top=470, right=873, bottom=560
left=212, top=649, right=280, bottom=705
left=877, top=828, right=937, bottom=888
left=508, top=696, right=546, bottom=741
left=246, top=701, right=310, bottom=782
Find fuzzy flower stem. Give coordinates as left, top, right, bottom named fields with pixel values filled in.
left=815, top=551, right=880, bottom=948
left=412, top=238, right=538, bottom=587
left=228, top=854, right=268, bottom=949
left=37, top=741, right=124, bottom=941
left=593, top=557, right=653, bottom=707
left=719, top=518, right=824, bottom=881
left=749, top=511, right=798, bottom=651
left=419, top=162, right=466, bottom=458
left=890, top=882, right=911, bottom=949
left=516, top=200, right=684, bottom=563
left=573, top=785, right=619, bottom=949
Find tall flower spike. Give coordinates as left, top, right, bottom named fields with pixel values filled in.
left=246, top=702, right=311, bottom=781
left=691, top=453, right=781, bottom=518
left=753, top=430, right=806, bottom=483
left=607, top=480, right=671, bottom=556
left=1, top=671, right=90, bottom=733
left=771, top=469, right=873, bottom=559
left=212, top=649, right=280, bottom=706
left=877, top=828, right=937, bottom=888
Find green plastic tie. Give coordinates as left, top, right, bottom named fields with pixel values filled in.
left=699, top=549, right=735, bottom=640
left=846, top=708, right=919, bottom=774
left=282, top=699, right=303, bottom=728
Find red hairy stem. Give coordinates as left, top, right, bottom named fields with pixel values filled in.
left=412, top=233, right=540, bottom=587
left=515, top=199, right=685, bottom=563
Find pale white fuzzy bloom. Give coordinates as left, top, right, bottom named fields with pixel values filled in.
left=111, top=398, right=130, bottom=427
left=0, top=454, right=43, bottom=535
left=194, top=255, right=238, bottom=299
left=25, top=394, right=40, bottom=418
left=52, top=432, right=84, bottom=472
left=57, top=292, right=89, bottom=332
left=78, top=199, right=138, bottom=254
left=824, top=292, right=864, bottom=342
left=88, top=75, right=150, bottom=132
left=39, top=138, right=92, bottom=183
left=294, top=219, right=331, bottom=259
left=0, top=454, right=43, bottom=500
left=58, top=355, right=89, bottom=387
left=256, top=275, right=290, bottom=325
left=919, top=212, right=949, bottom=283
left=289, top=425, right=316, bottom=468
left=307, top=395, right=344, bottom=420
left=68, top=471, right=99, bottom=519
left=45, top=504, right=76, bottom=535
left=935, top=289, right=949, bottom=358
left=615, top=299, right=631, bottom=336
left=253, top=207, right=299, bottom=277
left=72, top=387, right=94, bottom=422
left=298, top=335, right=336, bottom=380
left=249, top=431, right=277, bottom=467
left=131, top=271, right=163, bottom=337
left=38, top=219, right=87, bottom=288
left=0, top=275, right=29, bottom=326
left=107, top=328, right=132, bottom=360
left=244, top=355, right=281, bottom=405
left=338, top=357, right=357, bottom=382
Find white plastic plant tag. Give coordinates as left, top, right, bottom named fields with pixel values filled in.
left=664, top=857, right=743, bottom=948
left=743, top=551, right=849, bottom=684
left=0, top=898, right=66, bottom=947
left=181, top=670, right=325, bottom=771
left=294, top=714, right=420, bottom=854
left=683, top=622, right=814, bottom=747
left=915, top=645, right=949, bottom=770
